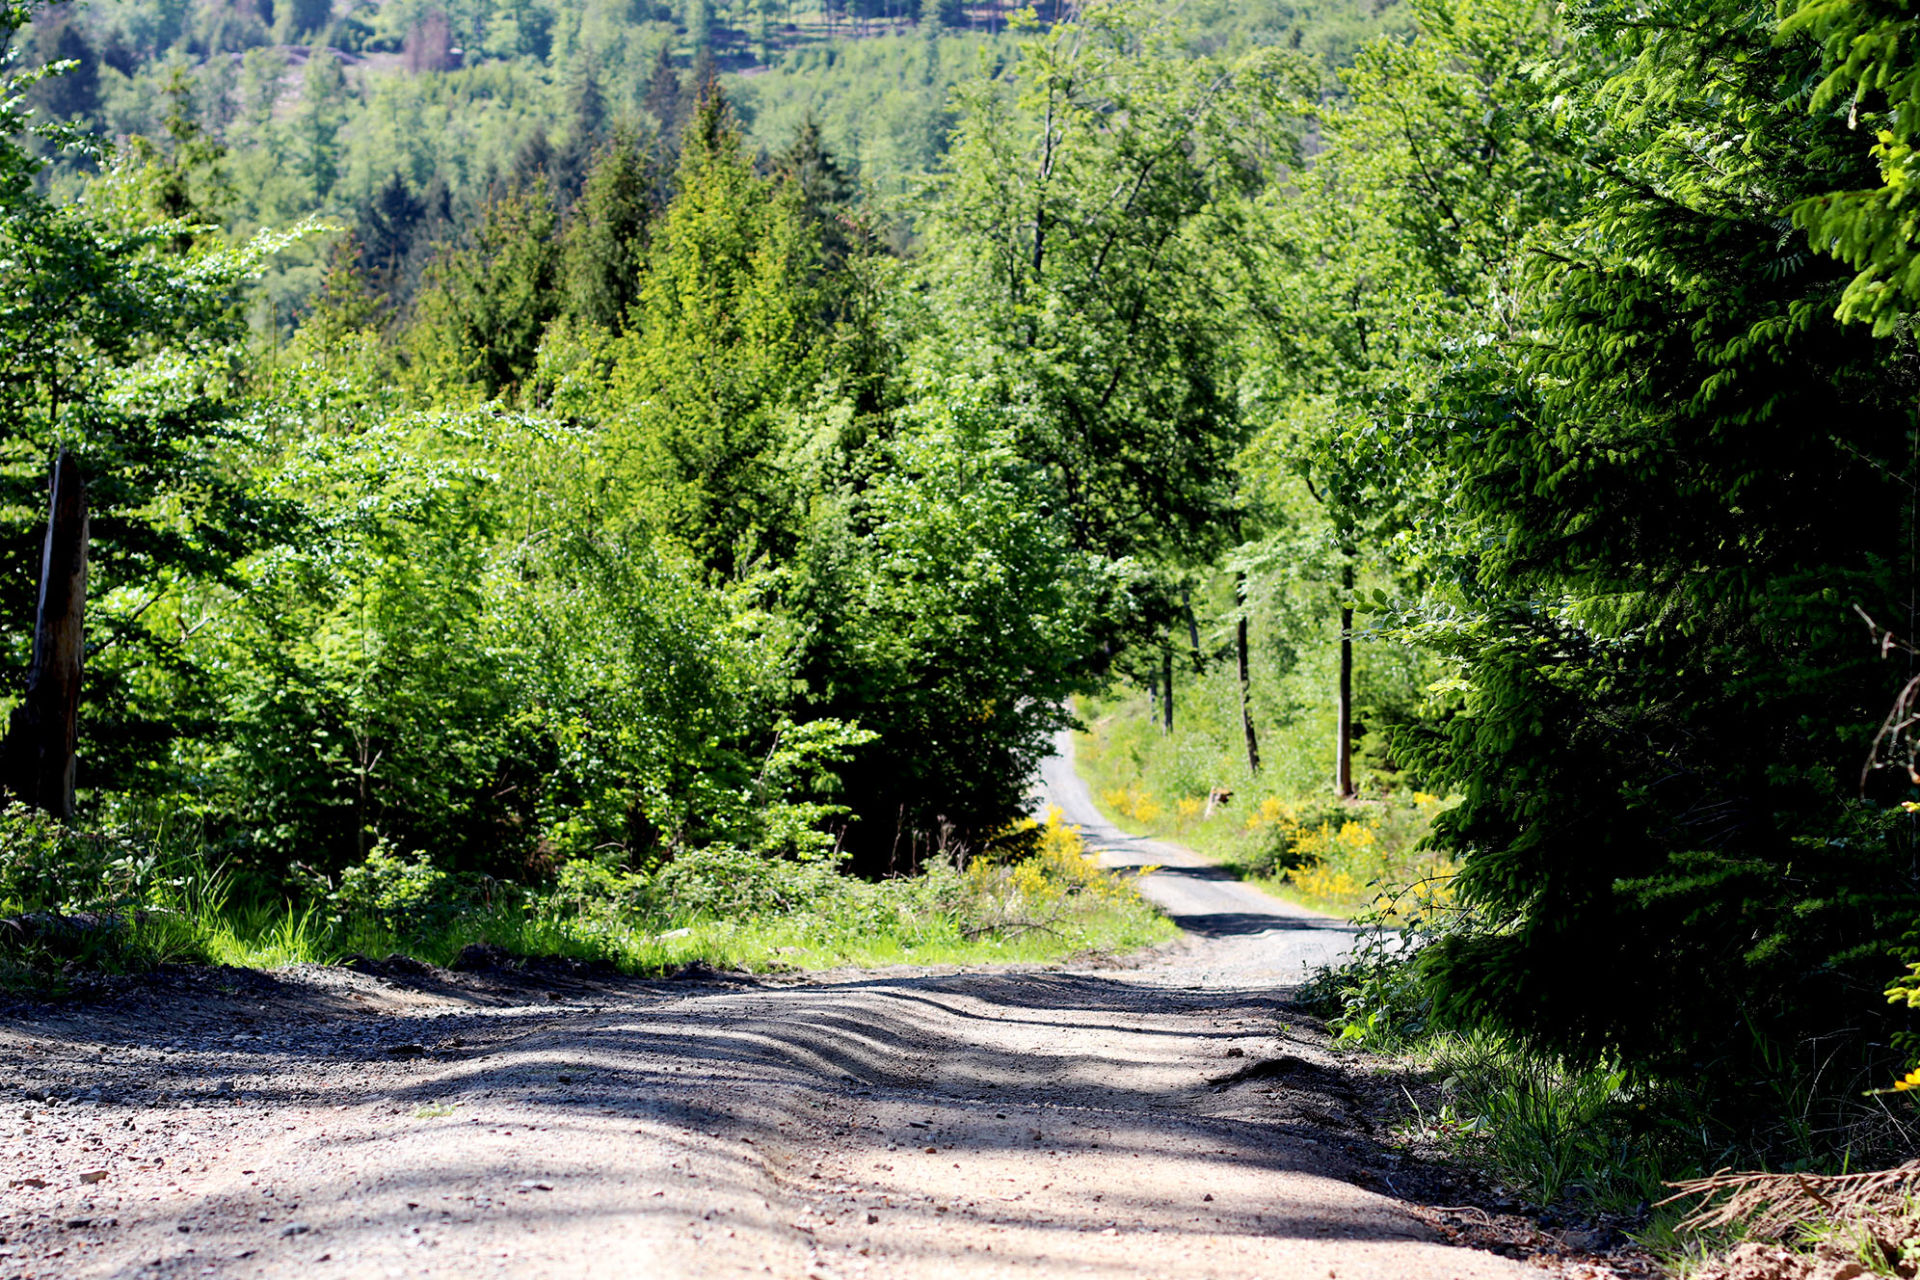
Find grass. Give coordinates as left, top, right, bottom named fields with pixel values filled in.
left=0, top=808, right=1176, bottom=989
left=183, top=893, right=1173, bottom=976
left=1410, top=1031, right=1674, bottom=1211
left=1309, top=907, right=1920, bottom=1276
left=1298, top=904, right=1735, bottom=1269
left=1304, top=934, right=1697, bottom=1242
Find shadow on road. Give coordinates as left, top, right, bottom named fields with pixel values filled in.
left=1165, top=910, right=1356, bottom=940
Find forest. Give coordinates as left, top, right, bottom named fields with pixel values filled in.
left=8, top=0, right=1920, bottom=1244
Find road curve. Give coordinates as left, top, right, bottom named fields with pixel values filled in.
left=1035, top=729, right=1360, bottom=989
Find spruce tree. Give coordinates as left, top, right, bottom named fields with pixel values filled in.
left=407, top=180, right=562, bottom=399
left=1403, top=0, right=1920, bottom=1114
left=606, top=85, right=823, bottom=576
left=563, top=128, right=652, bottom=333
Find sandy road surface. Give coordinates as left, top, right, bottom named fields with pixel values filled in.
left=0, top=747, right=1546, bottom=1280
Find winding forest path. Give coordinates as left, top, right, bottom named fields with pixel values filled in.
left=1036, top=730, right=1358, bottom=989
left=0, top=746, right=1546, bottom=1280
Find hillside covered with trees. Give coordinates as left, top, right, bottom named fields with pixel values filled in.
left=10, top=0, right=1920, bottom=1234
left=17, top=0, right=1400, bottom=315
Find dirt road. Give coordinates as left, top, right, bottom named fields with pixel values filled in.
left=0, top=748, right=1554, bottom=1280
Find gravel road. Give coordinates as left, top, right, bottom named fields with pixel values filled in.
left=0, top=746, right=1560, bottom=1280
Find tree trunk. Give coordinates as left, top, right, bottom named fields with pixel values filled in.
left=1183, top=586, right=1202, bottom=673
left=4, top=449, right=89, bottom=819
left=1161, top=647, right=1174, bottom=735
left=1336, top=556, right=1354, bottom=799
left=1237, top=572, right=1259, bottom=774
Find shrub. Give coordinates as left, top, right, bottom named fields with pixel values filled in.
left=650, top=847, right=856, bottom=919
left=0, top=805, right=157, bottom=914
left=1300, top=879, right=1456, bottom=1050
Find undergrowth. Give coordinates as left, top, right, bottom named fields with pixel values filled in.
left=1300, top=900, right=1695, bottom=1228
left=0, top=804, right=1174, bottom=989
left=1302, top=891, right=1920, bottom=1269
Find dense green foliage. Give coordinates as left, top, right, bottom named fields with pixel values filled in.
left=1406, top=0, right=1918, bottom=1108
left=20, top=0, right=1409, bottom=320
left=1252, top=0, right=1920, bottom=1165
left=0, top=0, right=1219, bottom=911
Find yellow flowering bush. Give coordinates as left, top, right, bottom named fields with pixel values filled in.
left=1880, top=960, right=1920, bottom=1094
left=1071, top=714, right=1457, bottom=915
left=1244, top=794, right=1299, bottom=833
left=1292, top=819, right=1378, bottom=861
left=1292, top=864, right=1360, bottom=900
left=1229, top=790, right=1456, bottom=910
left=1102, top=787, right=1163, bottom=823
left=965, top=806, right=1135, bottom=919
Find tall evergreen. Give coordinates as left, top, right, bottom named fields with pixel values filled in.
left=563, top=128, right=653, bottom=333
left=408, top=180, right=563, bottom=399
left=355, top=173, right=452, bottom=307
left=641, top=44, right=683, bottom=136
left=1403, top=0, right=1920, bottom=1119
left=606, top=85, right=823, bottom=576
left=551, top=60, right=609, bottom=204
left=28, top=15, right=98, bottom=122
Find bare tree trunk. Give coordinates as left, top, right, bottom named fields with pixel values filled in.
left=1161, top=647, right=1174, bottom=735
left=4, top=449, right=89, bottom=819
left=1236, top=572, right=1259, bottom=774
left=1336, top=556, right=1354, bottom=799
left=1183, top=585, right=1202, bottom=672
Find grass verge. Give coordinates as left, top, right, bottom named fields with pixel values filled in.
left=0, top=808, right=1176, bottom=991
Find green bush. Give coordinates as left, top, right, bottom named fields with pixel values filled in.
left=323, top=845, right=477, bottom=945
left=1299, top=878, right=1463, bottom=1049
left=649, top=847, right=854, bottom=919
left=1300, top=924, right=1434, bottom=1052
left=0, top=804, right=158, bottom=915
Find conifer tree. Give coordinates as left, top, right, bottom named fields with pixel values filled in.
left=291, top=49, right=348, bottom=204
left=642, top=44, right=682, bottom=137
left=1398, top=0, right=1920, bottom=1108
left=551, top=59, right=609, bottom=202
left=28, top=15, right=98, bottom=122
left=606, top=85, right=823, bottom=575
left=407, top=180, right=563, bottom=399
left=563, top=127, right=652, bottom=333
